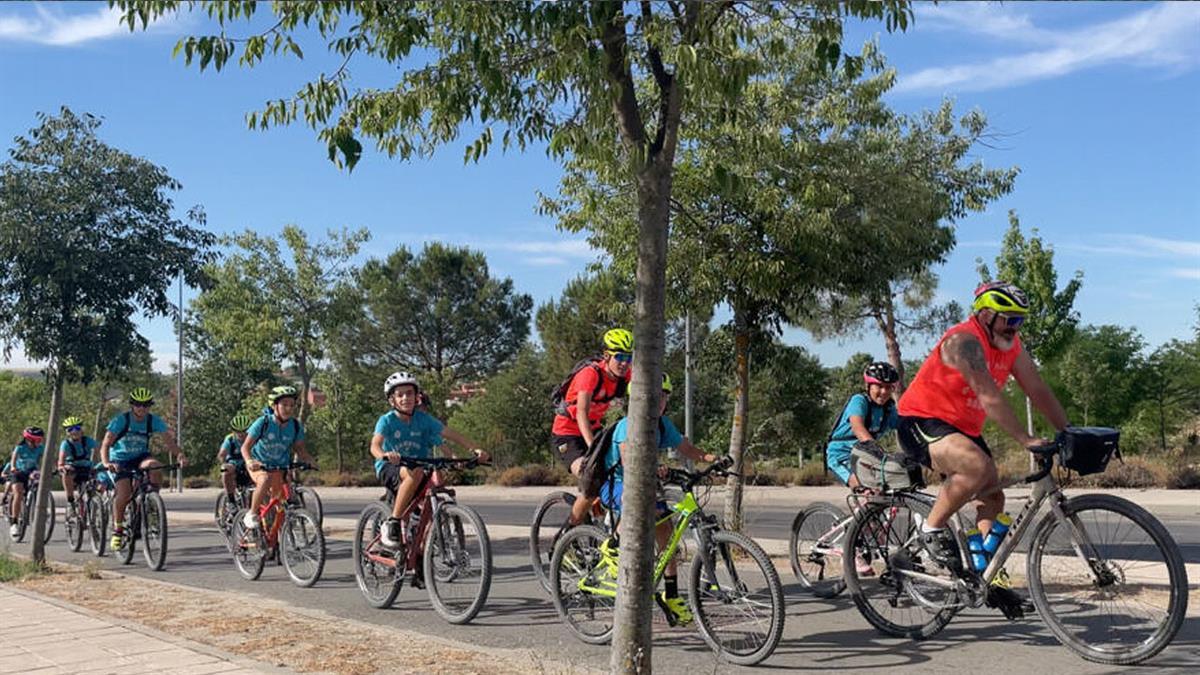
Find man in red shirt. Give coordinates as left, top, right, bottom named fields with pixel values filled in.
left=897, top=282, right=1068, bottom=604
left=551, top=328, right=633, bottom=525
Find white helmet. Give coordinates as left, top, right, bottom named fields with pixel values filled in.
left=384, top=371, right=419, bottom=397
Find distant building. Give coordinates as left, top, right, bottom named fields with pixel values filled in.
left=445, top=382, right=486, bottom=408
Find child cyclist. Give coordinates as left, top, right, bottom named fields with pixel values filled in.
left=219, top=414, right=255, bottom=506
left=241, top=386, right=318, bottom=530
left=7, top=427, right=45, bottom=538
left=57, top=417, right=98, bottom=506
left=600, top=374, right=718, bottom=626
left=371, top=372, right=488, bottom=554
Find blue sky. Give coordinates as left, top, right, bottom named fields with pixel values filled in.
left=1, top=1, right=1197, bottom=373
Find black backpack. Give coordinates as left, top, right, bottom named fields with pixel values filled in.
left=578, top=418, right=668, bottom=499
left=112, top=412, right=157, bottom=444
left=64, top=436, right=93, bottom=463
left=551, top=357, right=628, bottom=418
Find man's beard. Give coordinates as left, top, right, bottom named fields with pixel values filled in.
left=992, top=331, right=1018, bottom=351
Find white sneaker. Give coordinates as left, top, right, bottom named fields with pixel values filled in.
left=8, top=523, right=18, bottom=538
left=242, top=511, right=260, bottom=530
left=380, top=518, right=402, bottom=548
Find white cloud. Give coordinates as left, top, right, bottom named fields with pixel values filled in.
left=896, top=3, right=1200, bottom=94
left=1062, top=234, right=1200, bottom=260
left=1168, top=267, right=1200, bottom=281
left=0, top=3, right=178, bottom=46
left=494, top=239, right=595, bottom=258
left=525, top=256, right=569, bottom=267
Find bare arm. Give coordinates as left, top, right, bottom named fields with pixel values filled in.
left=440, top=427, right=488, bottom=462
left=675, top=437, right=716, bottom=464
left=575, top=388, right=595, bottom=447
left=848, top=416, right=877, bottom=443
left=1012, top=350, right=1069, bottom=432
left=99, top=431, right=116, bottom=465
left=240, top=433, right=256, bottom=466
left=941, top=332, right=1039, bottom=447
left=291, top=439, right=315, bottom=465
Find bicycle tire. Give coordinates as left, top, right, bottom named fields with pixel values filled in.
left=66, top=497, right=85, bottom=552
left=548, top=524, right=615, bottom=645
left=43, top=490, right=56, bottom=543
left=142, top=492, right=169, bottom=571
left=295, top=486, right=324, bottom=528
left=231, top=508, right=266, bottom=581
left=529, top=490, right=575, bottom=594
left=789, top=501, right=849, bottom=598
left=88, top=493, right=108, bottom=556
left=843, top=493, right=958, bottom=639
left=282, top=507, right=326, bottom=588
left=214, top=492, right=237, bottom=549
left=689, top=530, right=786, bottom=666
left=425, top=503, right=492, bottom=624
left=353, top=501, right=402, bottom=608
left=1027, top=493, right=1188, bottom=665
left=116, top=502, right=137, bottom=565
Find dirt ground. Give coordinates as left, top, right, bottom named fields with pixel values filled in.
left=15, top=563, right=594, bottom=675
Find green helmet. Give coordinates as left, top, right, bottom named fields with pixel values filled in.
left=230, top=414, right=255, bottom=432
left=268, top=385, right=298, bottom=405
left=662, top=373, right=673, bottom=393
left=61, top=416, right=84, bottom=429
left=129, top=387, right=154, bottom=405
left=603, top=328, right=633, bottom=354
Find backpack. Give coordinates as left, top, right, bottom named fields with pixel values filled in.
left=578, top=418, right=668, bottom=499
left=112, top=412, right=157, bottom=445
left=551, top=357, right=628, bottom=418
left=64, top=436, right=93, bottom=463
left=249, top=412, right=300, bottom=443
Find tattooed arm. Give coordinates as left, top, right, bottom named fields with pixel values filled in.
left=941, top=333, right=1041, bottom=447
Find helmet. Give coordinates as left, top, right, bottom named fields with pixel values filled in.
left=973, top=281, right=1029, bottom=315
left=230, top=414, right=255, bottom=432
left=129, top=387, right=154, bottom=405
left=61, top=416, right=84, bottom=429
left=23, top=427, right=45, bottom=443
left=662, top=373, right=674, bottom=394
left=863, top=361, right=900, bottom=385
left=268, top=385, right=298, bottom=405
left=603, top=328, right=633, bottom=354
left=384, top=371, right=420, bottom=398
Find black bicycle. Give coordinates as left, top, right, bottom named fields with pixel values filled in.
left=2, top=470, right=55, bottom=544
left=58, top=466, right=99, bottom=552
left=109, top=463, right=177, bottom=571
left=215, top=465, right=254, bottom=550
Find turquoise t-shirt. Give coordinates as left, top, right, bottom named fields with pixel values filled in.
left=60, top=437, right=98, bottom=467
left=826, top=393, right=898, bottom=456
left=220, top=434, right=244, bottom=464
left=245, top=413, right=305, bottom=468
left=606, top=416, right=684, bottom=484
left=372, top=410, right=444, bottom=475
left=107, top=412, right=169, bottom=462
left=12, top=442, right=45, bottom=473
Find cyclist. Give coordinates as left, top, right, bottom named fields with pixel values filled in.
left=7, top=427, right=45, bottom=538
left=896, top=281, right=1069, bottom=618
left=240, top=386, right=318, bottom=530
left=218, top=414, right=254, bottom=506
left=599, top=373, right=717, bottom=626
left=57, top=416, right=98, bottom=506
left=100, top=387, right=185, bottom=550
left=551, top=328, right=634, bottom=529
left=371, top=371, right=487, bottom=554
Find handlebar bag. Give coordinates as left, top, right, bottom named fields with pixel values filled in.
left=850, top=440, right=923, bottom=491
left=1058, top=426, right=1120, bottom=476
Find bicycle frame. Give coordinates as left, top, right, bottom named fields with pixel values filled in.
left=252, top=476, right=297, bottom=551
left=363, top=466, right=457, bottom=572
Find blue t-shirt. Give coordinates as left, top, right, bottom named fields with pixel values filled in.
left=245, top=413, right=305, bottom=468
left=107, top=412, right=170, bottom=462
left=826, top=393, right=898, bottom=453
left=606, top=416, right=684, bottom=484
left=372, top=410, right=444, bottom=475
left=12, top=442, right=45, bottom=473
left=60, top=437, right=98, bottom=466
left=220, top=434, right=244, bottom=463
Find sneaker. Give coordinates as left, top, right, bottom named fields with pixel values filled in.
left=855, top=554, right=876, bottom=577
left=987, top=568, right=1035, bottom=619
left=8, top=523, right=18, bottom=538
left=242, top=511, right=260, bottom=530
left=380, top=517, right=402, bottom=549
left=919, top=527, right=964, bottom=576
left=655, top=592, right=694, bottom=627
left=110, top=527, right=125, bottom=550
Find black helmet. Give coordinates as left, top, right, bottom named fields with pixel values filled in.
left=863, top=361, right=900, bottom=385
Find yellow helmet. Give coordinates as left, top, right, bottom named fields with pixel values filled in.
left=230, top=414, right=255, bottom=432
left=662, top=373, right=674, bottom=394
left=973, top=281, right=1029, bottom=315
left=61, top=416, right=84, bottom=429
left=129, top=387, right=154, bottom=405
left=268, top=385, right=298, bottom=405
left=603, top=328, right=633, bottom=354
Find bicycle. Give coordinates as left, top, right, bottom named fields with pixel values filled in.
left=85, top=472, right=112, bottom=556
left=57, top=466, right=97, bottom=552
left=530, top=489, right=612, bottom=593
left=2, top=470, right=56, bottom=544
left=352, top=456, right=493, bottom=624
left=108, top=463, right=177, bottom=570
left=842, top=428, right=1188, bottom=665
left=288, top=465, right=323, bottom=527
left=229, top=463, right=326, bottom=587
left=789, top=493, right=907, bottom=599
left=549, top=457, right=786, bottom=666
left=214, top=464, right=254, bottom=550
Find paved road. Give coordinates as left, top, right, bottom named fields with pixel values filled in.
left=4, top=487, right=1199, bottom=674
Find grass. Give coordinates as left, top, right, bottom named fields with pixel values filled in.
left=0, top=553, right=46, bottom=582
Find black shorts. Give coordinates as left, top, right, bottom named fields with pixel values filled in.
left=551, top=434, right=590, bottom=472
left=67, top=465, right=93, bottom=483
left=897, top=416, right=991, bottom=469
left=7, top=470, right=30, bottom=488
left=225, top=462, right=252, bottom=488
left=378, top=462, right=403, bottom=492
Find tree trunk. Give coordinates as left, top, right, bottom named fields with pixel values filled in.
left=335, top=418, right=344, bottom=474
left=93, top=382, right=109, bottom=440
left=297, top=349, right=311, bottom=424
left=32, top=367, right=66, bottom=564
left=724, top=306, right=750, bottom=533
left=880, top=299, right=906, bottom=395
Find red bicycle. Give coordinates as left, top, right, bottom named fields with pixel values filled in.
left=230, top=463, right=326, bottom=587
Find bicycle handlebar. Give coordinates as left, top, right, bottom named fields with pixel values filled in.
left=1023, top=439, right=1060, bottom=483
left=661, top=455, right=736, bottom=490
left=394, top=456, right=488, bottom=470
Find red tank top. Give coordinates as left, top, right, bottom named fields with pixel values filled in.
left=898, top=317, right=1022, bottom=436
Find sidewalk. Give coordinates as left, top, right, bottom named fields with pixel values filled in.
left=0, top=585, right=287, bottom=675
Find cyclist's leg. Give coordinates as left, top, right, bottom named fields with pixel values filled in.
left=391, top=466, right=424, bottom=520
left=927, top=435, right=996, bottom=529
left=112, top=473, right=133, bottom=524
left=246, top=466, right=270, bottom=525
left=10, top=474, right=25, bottom=520
left=221, top=462, right=238, bottom=497
left=140, top=457, right=164, bottom=489
left=552, top=435, right=590, bottom=525
left=63, top=469, right=77, bottom=502
left=826, top=443, right=856, bottom=488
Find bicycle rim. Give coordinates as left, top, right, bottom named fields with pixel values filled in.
left=843, top=495, right=958, bottom=639
left=116, top=504, right=137, bottom=565
left=231, top=509, right=266, bottom=580
left=282, top=508, right=326, bottom=588
left=1028, top=494, right=1188, bottom=665
left=690, top=530, right=785, bottom=665
left=88, top=495, right=107, bottom=556
left=66, top=502, right=84, bottom=552
left=529, top=491, right=577, bottom=594
left=549, top=524, right=615, bottom=645
left=425, top=504, right=492, bottom=624
left=43, top=492, right=56, bottom=543
left=789, top=502, right=848, bottom=598
left=141, top=493, right=168, bottom=571
left=353, top=502, right=402, bottom=608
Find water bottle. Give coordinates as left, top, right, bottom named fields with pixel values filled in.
left=965, top=528, right=988, bottom=572
left=981, top=512, right=1013, bottom=555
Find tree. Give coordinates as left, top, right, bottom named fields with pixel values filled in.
left=118, top=2, right=912, bottom=667
left=536, top=270, right=636, bottom=377
left=0, top=108, right=214, bottom=563
left=352, top=243, right=533, bottom=382
left=1050, top=325, right=1146, bottom=427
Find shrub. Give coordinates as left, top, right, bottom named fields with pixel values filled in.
left=317, top=471, right=378, bottom=488
left=0, top=554, right=45, bottom=582
left=1166, top=464, right=1200, bottom=490
left=183, top=476, right=211, bottom=489
left=1075, top=457, right=1164, bottom=489
left=493, top=464, right=574, bottom=487
left=746, top=463, right=834, bottom=487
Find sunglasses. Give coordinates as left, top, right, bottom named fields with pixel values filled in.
left=611, top=352, right=633, bottom=364
left=66, top=425, right=83, bottom=433
left=131, top=402, right=153, bottom=408
left=998, top=313, right=1026, bottom=329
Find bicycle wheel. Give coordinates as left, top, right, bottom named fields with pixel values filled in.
left=142, top=492, right=169, bottom=571
left=548, top=524, right=615, bottom=645
left=353, top=501, right=402, bottom=608
left=282, top=507, right=326, bottom=588
left=213, top=492, right=237, bottom=549
left=295, top=486, right=324, bottom=528
left=116, top=503, right=137, bottom=565
left=789, top=501, right=849, bottom=598
left=843, top=493, right=958, bottom=639
left=43, top=491, right=56, bottom=543
left=425, top=503, right=492, bottom=624
left=689, top=530, right=786, bottom=666
left=66, top=497, right=85, bottom=552
left=231, top=509, right=267, bottom=581
left=87, top=494, right=108, bottom=556
left=529, top=490, right=575, bottom=593
left=1027, top=494, right=1188, bottom=665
